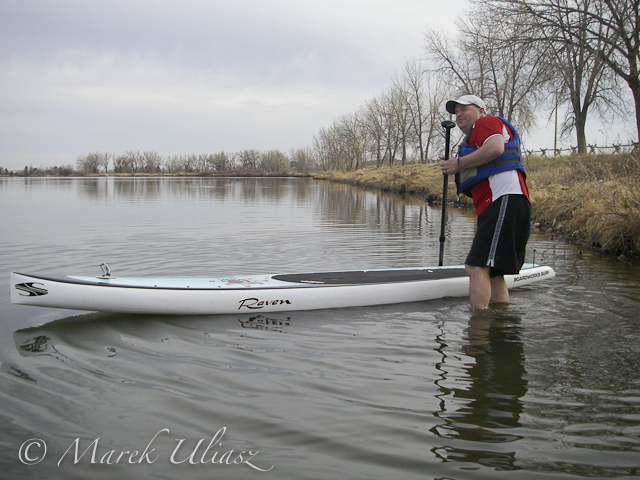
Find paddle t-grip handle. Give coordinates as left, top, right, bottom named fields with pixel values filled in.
left=441, top=120, right=456, bottom=159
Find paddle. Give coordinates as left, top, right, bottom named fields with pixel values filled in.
left=439, top=120, right=456, bottom=266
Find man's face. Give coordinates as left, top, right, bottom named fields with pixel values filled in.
left=454, top=104, right=483, bottom=134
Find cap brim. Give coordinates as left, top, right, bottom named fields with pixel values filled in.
left=445, top=101, right=458, bottom=114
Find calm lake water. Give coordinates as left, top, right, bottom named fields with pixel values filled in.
left=1, top=176, right=639, bottom=480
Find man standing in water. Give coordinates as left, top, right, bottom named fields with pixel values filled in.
left=439, top=95, right=531, bottom=309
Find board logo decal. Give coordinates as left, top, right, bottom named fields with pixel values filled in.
left=221, top=278, right=264, bottom=287
left=15, top=282, right=49, bottom=297
left=238, top=298, right=292, bottom=310
left=513, top=269, right=550, bottom=283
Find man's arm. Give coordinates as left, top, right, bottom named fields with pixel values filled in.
left=458, top=134, right=505, bottom=170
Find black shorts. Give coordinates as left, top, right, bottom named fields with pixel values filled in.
left=465, top=194, right=531, bottom=277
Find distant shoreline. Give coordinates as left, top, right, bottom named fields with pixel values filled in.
left=0, top=171, right=311, bottom=178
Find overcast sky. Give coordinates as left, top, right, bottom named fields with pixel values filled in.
left=0, top=0, right=464, bottom=170
left=0, top=0, right=632, bottom=171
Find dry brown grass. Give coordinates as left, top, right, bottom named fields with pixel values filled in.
left=315, top=153, right=640, bottom=256
left=527, top=154, right=640, bottom=256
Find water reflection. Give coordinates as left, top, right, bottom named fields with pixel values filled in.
left=11, top=311, right=296, bottom=362
left=1, top=177, right=479, bottom=273
left=17, top=334, right=52, bottom=354
left=69, top=177, right=446, bottom=238
left=432, top=311, right=527, bottom=471
left=72, top=176, right=318, bottom=204
left=238, top=315, right=292, bottom=333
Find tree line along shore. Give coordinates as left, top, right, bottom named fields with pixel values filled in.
left=314, top=153, right=640, bottom=259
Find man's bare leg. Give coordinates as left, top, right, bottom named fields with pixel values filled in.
left=465, top=265, right=510, bottom=308
left=465, top=265, right=491, bottom=309
left=489, top=275, right=509, bottom=305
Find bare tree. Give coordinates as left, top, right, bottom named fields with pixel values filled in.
left=290, top=147, right=317, bottom=173
left=196, top=154, right=210, bottom=172
left=164, top=155, right=180, bottom=173
left=425, top=9, right=553, bottom=132
left=238, top=149, right=261, bottom=171
left=97, top=152, right=112, bottom=173
left=397, top=60, right=457, bottom=162
left=547, top=4, right=617, bottom=153
left=208, top=151, right=234, bottom=171
left=141, top=151, right=162, bottom=173
left=120, top=151, right=145, bottom=173
left=388, top=79, right=415, bottom=165
left=397, top=59, right=430, bottom=163
left=485, top=0, right=640, bottom=141
left=76, top=153, right=101, bottom=174
left=362, top=96, right=388, bottom=167
left=313, top=123, right=354, bottom=171
left=425, top=27, right=489, bottom=98
left=379, top=90, right=401, bottom=166
left=466, top=13, right=551, bottom=129
left=312, top=127, right=336, bottom=171
left=425, top=69, right=461, bottom=160
left=336, top=111, right=367, bottom=170
left=260, top=150, right=289, bottom=173
left=182, top=154, right=197, bottom=173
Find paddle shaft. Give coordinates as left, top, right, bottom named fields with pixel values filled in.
left=439, top=120, right=456, bottom=266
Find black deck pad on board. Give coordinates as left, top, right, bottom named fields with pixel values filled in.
left=273, top=267, right=467, bottom=285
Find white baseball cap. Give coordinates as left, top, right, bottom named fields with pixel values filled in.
left=446, top=95, right=487, bottom=114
